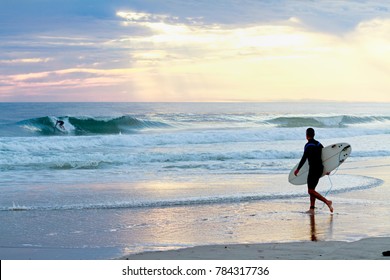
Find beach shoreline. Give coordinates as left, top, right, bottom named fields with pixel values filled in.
left=121, top=237, right=390, bottom=260
left=120, top=158, right=390, bottom=260
left=0, top=158, right=389, bottom=260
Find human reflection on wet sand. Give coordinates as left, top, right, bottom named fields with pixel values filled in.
left=309, top=212, right=334, bottom=241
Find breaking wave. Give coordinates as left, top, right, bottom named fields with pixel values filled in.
left=2, top=114, right=389, bottom=137
left=267, top=115, right=390, bottom=128
left=13, top=115, right=170, bottom=136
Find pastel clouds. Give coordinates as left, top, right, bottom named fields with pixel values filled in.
left=112, top=9, right=390, bottom=101
left=1, top=1, right=390, bottom=102
left=0, top=58, right=52, bottom=64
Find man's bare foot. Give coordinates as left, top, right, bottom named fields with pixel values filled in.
left=306, top=208, right=315, bottom=215
left=327, top=201, right=333, bottom=213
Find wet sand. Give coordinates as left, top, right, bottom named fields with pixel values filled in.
left=121, top=158, right=390, bottom=260
left=122, top=237, right=390, bottom=260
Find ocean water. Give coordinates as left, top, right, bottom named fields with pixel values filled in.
left=0, top=102, right=389, bottom=259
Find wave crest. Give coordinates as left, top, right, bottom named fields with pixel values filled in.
left=267, top=115, right=390, bottom=128
left=15, top=115, right=169, bottom=136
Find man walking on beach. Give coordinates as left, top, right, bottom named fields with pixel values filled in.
left=294, top=128, right=333, bottom=213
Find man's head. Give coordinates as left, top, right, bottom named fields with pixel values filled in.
left=306, top=127, right=315, bottom=139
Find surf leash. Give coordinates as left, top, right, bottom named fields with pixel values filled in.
left=321, top=148, right=345, bottom=208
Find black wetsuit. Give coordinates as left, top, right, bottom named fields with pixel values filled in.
left=297, top=138, right=324, bottom=189
left=55, top=120, right=65, bottom=130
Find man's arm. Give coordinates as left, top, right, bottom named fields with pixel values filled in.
left=294, top=150, right=307, bottom=176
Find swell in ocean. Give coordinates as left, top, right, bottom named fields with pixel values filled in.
left=267, top=115, right=390, bottom=128
left=1, top=112, right=389, bottom=175
left=2, top=115, right=169, bottom=136
left=1, top=114, right=389, bottom=137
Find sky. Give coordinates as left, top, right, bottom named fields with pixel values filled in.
left=1, top=0, right=390, bottom=102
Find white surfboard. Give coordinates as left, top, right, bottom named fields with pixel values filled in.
left=53, top=124, right=67, bottom=134
left=54, top=126, right=66, bottom=133
left=289, top=143, right=352, bottom=185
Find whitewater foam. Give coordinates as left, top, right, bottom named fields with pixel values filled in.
left=0, top=174, right=382, bottom=212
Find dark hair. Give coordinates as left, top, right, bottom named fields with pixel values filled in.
left=306, top=127, right=315, bottom=138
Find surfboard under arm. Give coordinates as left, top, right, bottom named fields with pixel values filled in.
left=288, top=142, right=352, bottom=185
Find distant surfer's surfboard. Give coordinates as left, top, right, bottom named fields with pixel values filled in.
left=288, top=143, right=352, bottom=185
left=54, top=126, right=66, bottom=134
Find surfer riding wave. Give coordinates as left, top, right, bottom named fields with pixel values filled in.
left=54, top=120, right=65, bottom=130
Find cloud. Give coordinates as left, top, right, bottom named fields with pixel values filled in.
left=112, top=9, right=390, bottom=102
left=0, top=58, right=52, bottom=64
left=2, top=1, right=390, bottom=101
left=115, top=9, right=311, bottom=63
left=0, top=66, right=145, bottom=101
left=3, top=67, right=139, bottom=87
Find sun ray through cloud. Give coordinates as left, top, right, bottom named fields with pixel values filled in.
left=1, top=0, right=390, bottom=101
